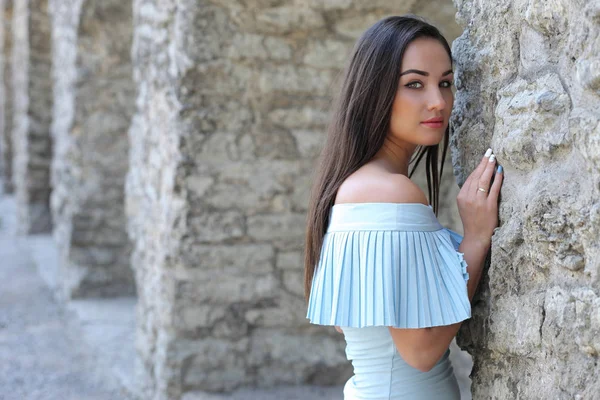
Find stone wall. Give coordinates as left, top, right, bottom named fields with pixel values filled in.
left=49, top=0, right=135, bottom=298
left=11, top=0, right=53, bottom=234
left=127, top=1, right=465, bottom=399
left=452, top=0, right=600, bottom=398
left=0, top=0, right=13, bottom=193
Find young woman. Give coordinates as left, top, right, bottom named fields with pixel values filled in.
left=304, top=15, right=503, bottom=399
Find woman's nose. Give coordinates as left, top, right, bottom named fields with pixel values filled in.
left=428, top=89, right=446, bottom=111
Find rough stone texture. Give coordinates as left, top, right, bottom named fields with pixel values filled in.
left=127, top=1, right=464, bottom=399
left=11, top=0, right=53, bottom=234
left=0, top=0, right=14, bottom=193
left=452, top=0, right=600, bottom=398
left=49, top=0, right=135, bottom=298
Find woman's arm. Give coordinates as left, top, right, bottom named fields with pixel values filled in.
left=389, top=150, right=503, bottom=372
left=388, top=236, right=490, bottom=372
left=462, top=235, right=491, bottom=302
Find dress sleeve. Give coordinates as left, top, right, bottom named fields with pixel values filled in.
left=306, top=228, right=471, bottom=329
left=444, top=227, right=464, bottom=251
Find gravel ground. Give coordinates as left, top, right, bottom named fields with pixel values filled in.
left=0, top=192, right=130, bottom=400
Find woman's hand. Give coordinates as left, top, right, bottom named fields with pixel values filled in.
left=457, top=148, right=503, bottom=248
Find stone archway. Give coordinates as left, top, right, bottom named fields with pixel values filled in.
left=49, top=0, right=136, bottom=299
left=11, top=0, right=53, bottom=234
left=0, top=0, right=14, bottom=194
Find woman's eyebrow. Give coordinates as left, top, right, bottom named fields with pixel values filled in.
left=399, top=69, right=454, bottom=77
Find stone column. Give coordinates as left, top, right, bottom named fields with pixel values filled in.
left=453, top=0, right=600, bottom=398
left=128, top=1, right=443, bottom=399
left=49, top=0, right=135, bottom=298
left=11, top=0, right=53, bottom=233
left=0, top=0, right=13, bottom=193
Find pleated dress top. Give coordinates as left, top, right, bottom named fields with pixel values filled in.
left=306, top=202, right=471, bottom=400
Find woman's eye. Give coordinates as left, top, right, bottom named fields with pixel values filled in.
left=404, top=81, right=453, bottom=89
left=406, top=81, right=423, bottom=89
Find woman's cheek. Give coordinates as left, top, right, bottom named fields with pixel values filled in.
left=444, top=91, right=454, bottom=109
left=403, top=92, right=423, bottom=110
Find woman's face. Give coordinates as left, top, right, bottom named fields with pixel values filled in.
left=389, top=37, right=454, bottom=148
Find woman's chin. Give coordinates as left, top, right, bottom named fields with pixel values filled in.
left=418, top=136, right=445, bottom=147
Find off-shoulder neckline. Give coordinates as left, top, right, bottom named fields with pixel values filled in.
left=332, top=202, right=433, bottom=208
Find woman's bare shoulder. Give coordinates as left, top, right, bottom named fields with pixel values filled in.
left=334, top=165, right=428, bottom=206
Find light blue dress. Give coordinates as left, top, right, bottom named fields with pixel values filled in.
left=306, top=202, right=471, bottom=400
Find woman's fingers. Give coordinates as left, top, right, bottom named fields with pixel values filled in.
left=463, top=148, right=493, bottom=194
left=475, top=153, right=497, bottom=196
left=488, top=164, right=504, bottom=202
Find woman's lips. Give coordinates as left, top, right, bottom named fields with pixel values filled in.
left=421, top=121, right=444, bottom=128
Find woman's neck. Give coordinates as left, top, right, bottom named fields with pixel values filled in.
left=370, top=140, right=416, bottom=176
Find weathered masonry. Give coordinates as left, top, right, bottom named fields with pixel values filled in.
left=49, top=0, right=135, bottom=299
left=0, top=0, right=12, bottom=194
left=11, top=0, right=53, bottom=234
left=452, top=0, right=600, bottom=398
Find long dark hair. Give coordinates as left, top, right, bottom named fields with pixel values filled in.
left=304, top=15, right=453, bottom=301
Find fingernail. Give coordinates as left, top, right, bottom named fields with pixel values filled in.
left=489, top=154, right=496, bottom=163
left=497, top=165, right=503, bottom=173
left=485, top=148, right=492, bottom=157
